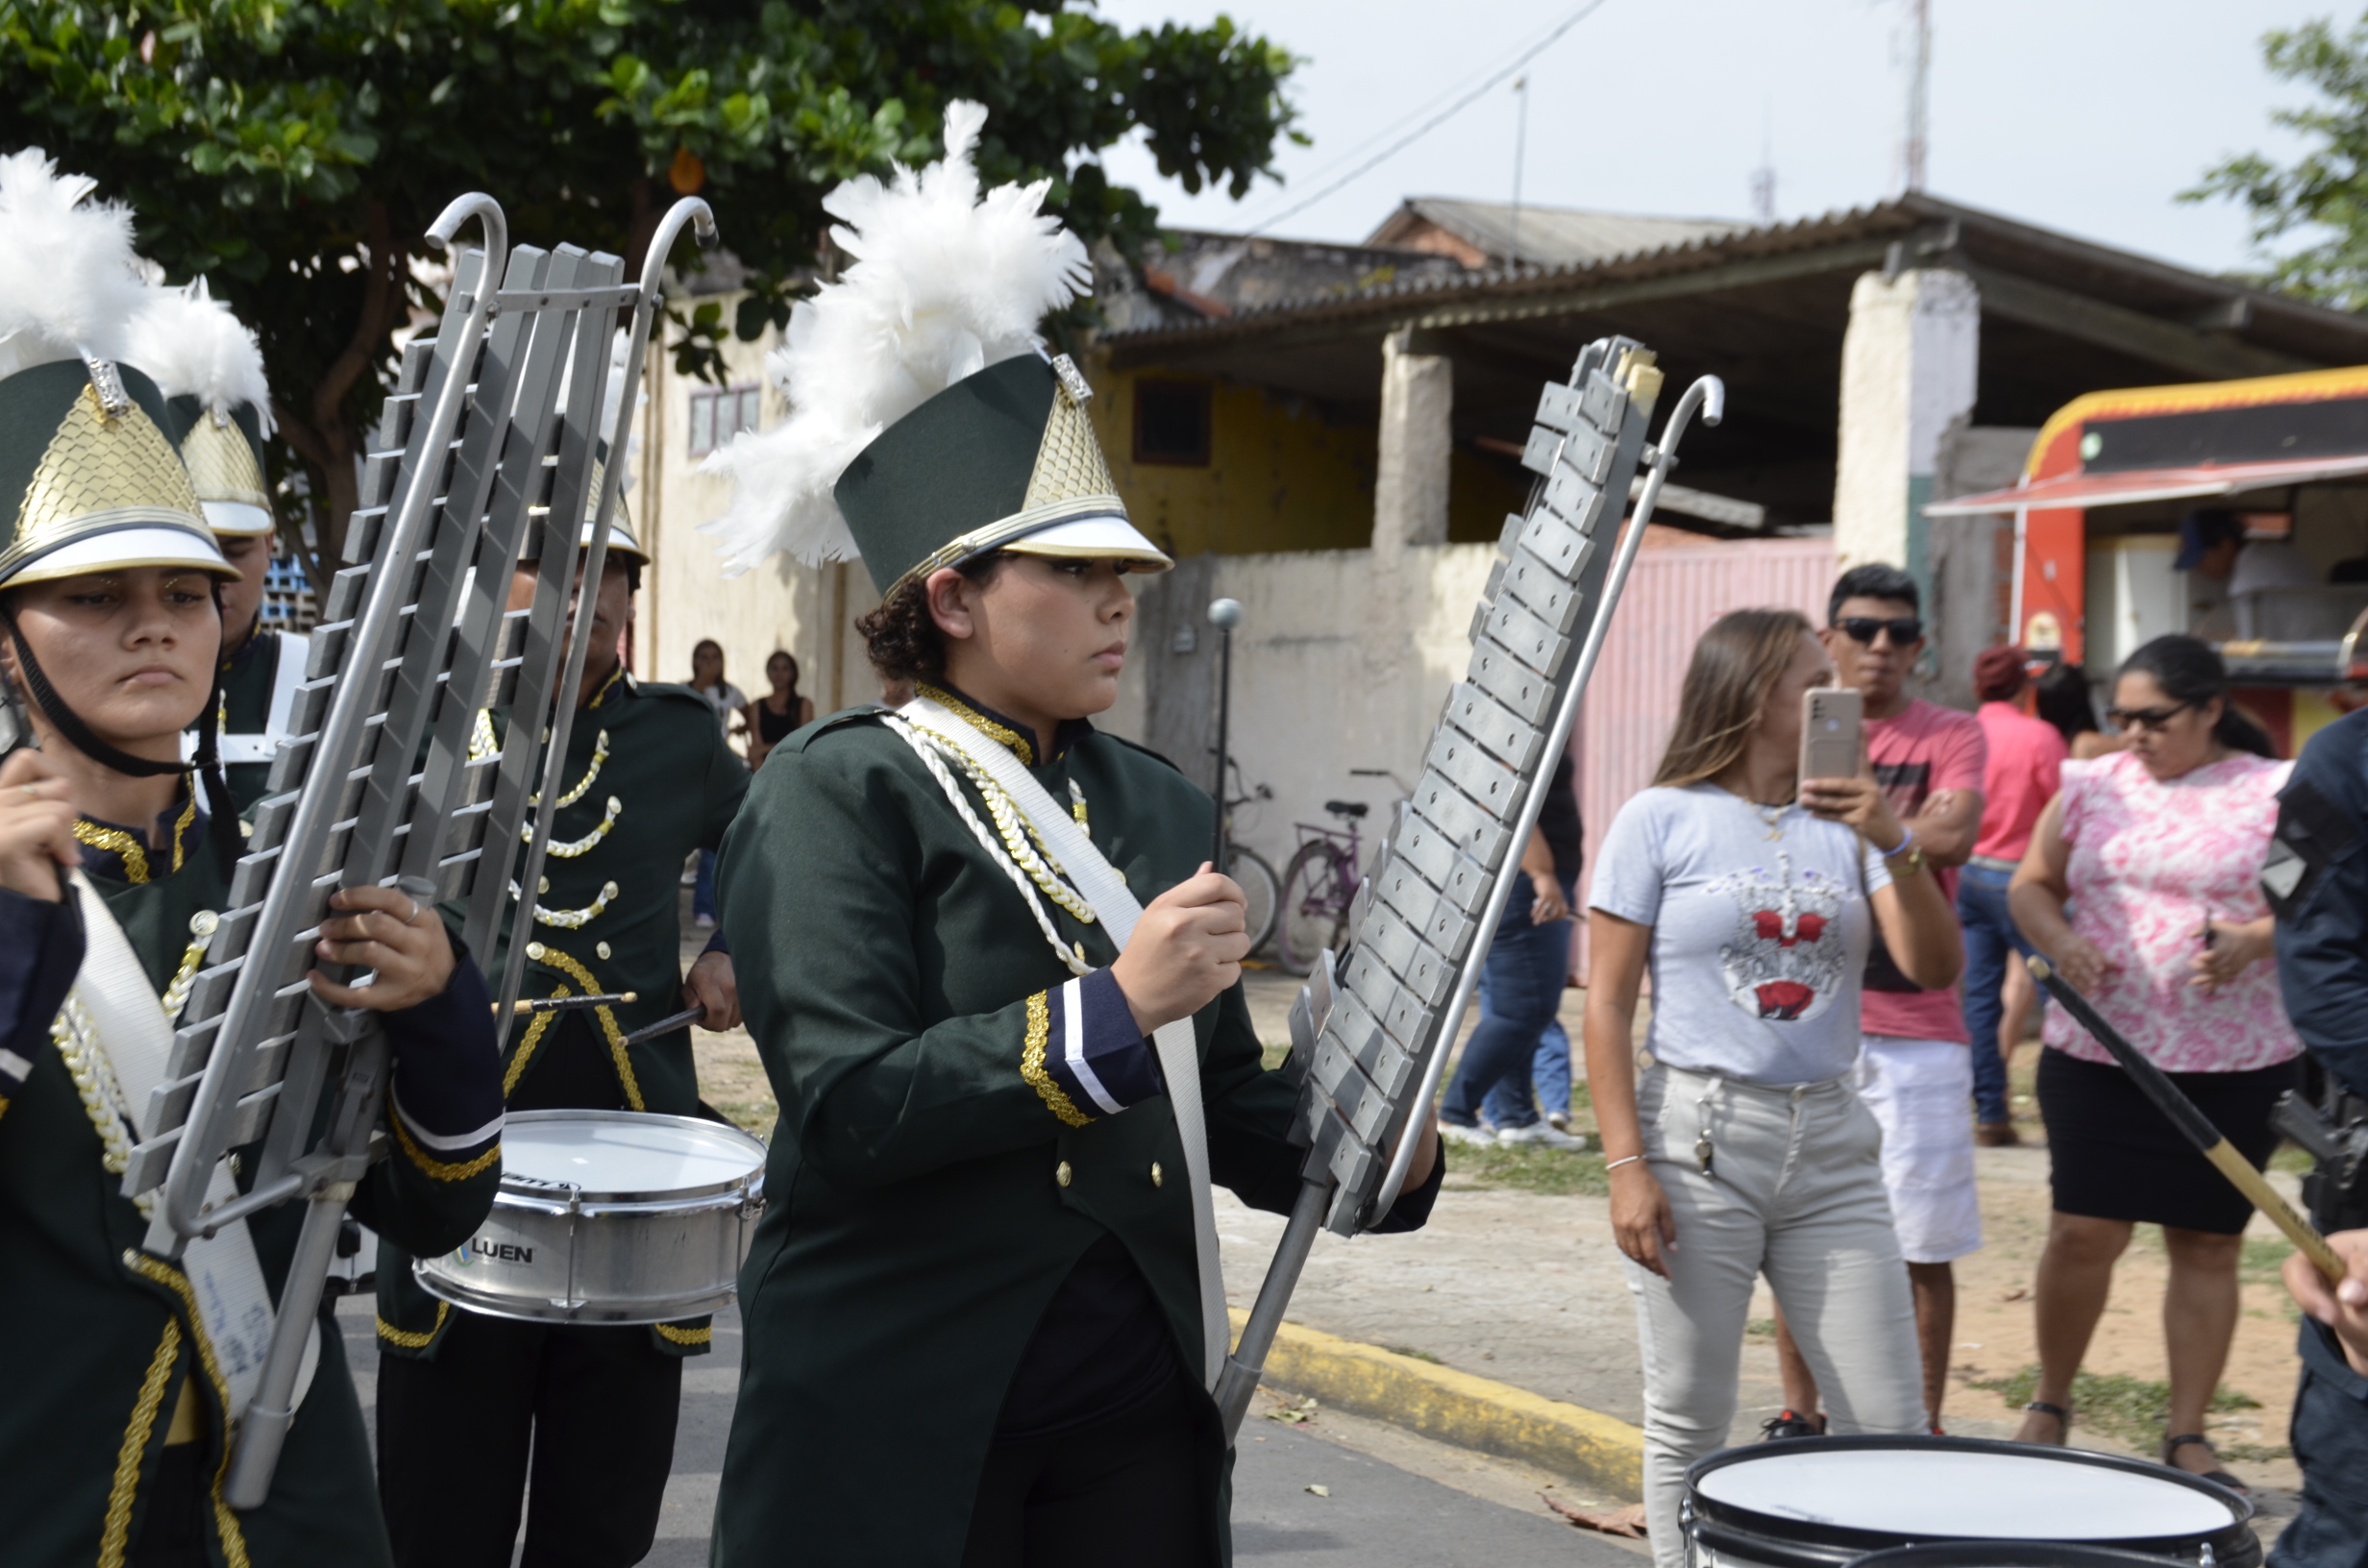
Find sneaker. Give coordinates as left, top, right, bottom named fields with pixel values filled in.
left=1438, top=1120, right=1497, bottom=1150
left=1546, top=1111, right=1572, bottom=1133
left=1759, top=1409, right=1825, bottom=1441
left=1498, top=1122, right=1588, bottom=1151
left=695, top=913, right=717, bottom=929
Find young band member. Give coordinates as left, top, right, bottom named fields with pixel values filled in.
left=701, top=104, right=1443, bottom=1565
left=136, top=279, right=307, bottom=817
left=372, top=509, right=751, bottom=1568
left=0, top=148, right=506, bottom=1568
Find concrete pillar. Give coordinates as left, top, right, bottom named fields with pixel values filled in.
left=1831, top=268, right=1980, bottom=592
left=1373, top=327, right=1453, bottom=551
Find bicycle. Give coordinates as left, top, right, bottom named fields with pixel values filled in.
left=1219, top=758, right=1281, bottom=959
left=1274, top=769, right=1406, bottom=976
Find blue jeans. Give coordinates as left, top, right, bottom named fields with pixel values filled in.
left=1956, top=862, right=2031, bottom=1125
left=1482, top=1017, right=1573, bottom=1127
left=1442, top=877, right=1576, bottom=1132
left=694, top=848, right=719, bottom=921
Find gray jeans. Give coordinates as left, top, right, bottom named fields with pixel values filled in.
left=1624, top=1062, right=1926, bottom=1568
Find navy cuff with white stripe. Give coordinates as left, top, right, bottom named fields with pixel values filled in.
left=0, top=886, right=84, bottom=1109
left=383, top=945, right=506, bottom=1151
left=1043, top=968, right=1166, bottom=1115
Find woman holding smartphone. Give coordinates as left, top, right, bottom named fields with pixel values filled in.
left=1583, top=607, right=1961, bottom=1564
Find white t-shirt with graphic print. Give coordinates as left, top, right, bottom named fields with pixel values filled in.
left=1590, top=783, right=1892, bottom=1087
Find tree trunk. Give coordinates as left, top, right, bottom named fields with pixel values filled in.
left=275, top=198, right=407, bottom=571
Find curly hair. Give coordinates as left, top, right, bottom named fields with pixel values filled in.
left=855, top=552, right=1007, bottom=686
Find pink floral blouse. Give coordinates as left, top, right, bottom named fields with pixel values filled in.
left=2041, top=748, right=2302, bottom=1073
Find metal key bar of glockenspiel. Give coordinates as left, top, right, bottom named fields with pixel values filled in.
left=491, top=199, right=714, bottom=1044
left=487, top=263, right=632, bottom=1043
left=144, top=197, right=509, bottom=1251
left=1369, top=365, right=1726, bottom=1220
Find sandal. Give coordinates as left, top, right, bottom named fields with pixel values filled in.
left=2163, top=1433, right=2249, bottom=1496
left=2021, top=1400, right=2072, bottom=1444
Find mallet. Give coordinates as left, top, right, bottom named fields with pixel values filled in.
left=500, top=992, right=637, bottom=1017
left=2026, top=953, right=2344, bottom=1282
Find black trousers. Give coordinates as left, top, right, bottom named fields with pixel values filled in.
left=959, top=1373, right=1209, bottom=1568
left=377, top=1308, right=682, bottom=1568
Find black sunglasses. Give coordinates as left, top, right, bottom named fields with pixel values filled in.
left=2105, top=701, right=2193, bottom=733
left=1834, top=616, right=1924, bottom=647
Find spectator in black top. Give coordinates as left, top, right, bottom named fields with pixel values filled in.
left=1440, top=747, right=1587, bottom=1150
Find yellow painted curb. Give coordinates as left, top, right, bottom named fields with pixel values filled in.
left=1231, top=1309, right=1643, bottom=1499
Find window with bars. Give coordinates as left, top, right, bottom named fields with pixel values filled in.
left=689, top=383, right=765, bottom=456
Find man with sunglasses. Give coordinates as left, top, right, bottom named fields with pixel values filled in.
left=1770, top=564, right=1987, bottom=1437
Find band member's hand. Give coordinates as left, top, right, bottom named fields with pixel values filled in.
left=2189, top=919, right=2271, bottom=992
left=2051, top=932, right=2116, bottom=994
left=308, top=886, right=456, bottom=1012
left=1530, top=872, right=1570, bottom=924
left=1798, top=774, right=1906, bottom=851
left=1110, top=863, right=1248, bottom=1035
left=685, top=949, right=740, bottom=1031
left=0, top=749, right=79, bottom=903
left=2285, top=1230, right=2368, bottom=1375
left=1610, top=1160, right=1677, bottom=1278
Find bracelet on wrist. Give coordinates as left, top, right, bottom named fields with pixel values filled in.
left=1877, top=826, right=1915, bottom=859
left=1604, top=1154, right=1643, bottom=1173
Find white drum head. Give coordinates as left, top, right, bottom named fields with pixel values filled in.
left=500, top=1113, right=765, bottom=1200
left=1695, top=1447, right=2234, bottom=1540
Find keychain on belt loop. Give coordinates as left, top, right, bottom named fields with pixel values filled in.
left=1693, top=1079, right=1719, bottom=1180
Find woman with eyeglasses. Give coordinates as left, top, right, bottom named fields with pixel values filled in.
left=2007, top=633, right=2296, bottom=1492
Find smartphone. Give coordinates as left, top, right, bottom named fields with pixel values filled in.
left=1801, top=686, right=1862, bottom=782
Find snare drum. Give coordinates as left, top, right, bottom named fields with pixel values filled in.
left=414, top=1110, right=767, bottom=1325
left=1682, top=1437, right=2257, bottom=1568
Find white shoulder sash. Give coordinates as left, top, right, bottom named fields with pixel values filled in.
left=896, top=698, right=1229, bottom=1388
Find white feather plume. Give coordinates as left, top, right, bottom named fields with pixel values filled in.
left=129, top=277, right=275, bottom=434
left=699, top=101, right=1092, bottom=575
left=0, top=147, right=149, bottom=380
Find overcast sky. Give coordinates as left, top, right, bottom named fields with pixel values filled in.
left=1090, top=0, right=2328, bottom=278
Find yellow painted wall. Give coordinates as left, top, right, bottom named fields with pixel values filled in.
left=1082, top=355, right=1527, bottom=556
left=1085, top=355, right=1376, bottom=555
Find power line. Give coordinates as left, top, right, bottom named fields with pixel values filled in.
left=1242, top=0, right=1617, bottom=239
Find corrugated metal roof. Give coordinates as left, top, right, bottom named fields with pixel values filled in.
left=1377, top=196, right=1746, bottom=268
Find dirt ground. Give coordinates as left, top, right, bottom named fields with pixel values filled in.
left=691, top=944, right=2313, bottom=1511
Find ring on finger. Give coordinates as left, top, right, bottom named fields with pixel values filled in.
left=402, top=895, right=423, bottom=926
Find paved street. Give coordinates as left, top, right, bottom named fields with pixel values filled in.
left=338, top=1294, right=1636, bottom=1566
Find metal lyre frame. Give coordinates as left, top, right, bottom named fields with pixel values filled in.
left=116, top=191, right=717, bottom=1504
left=1214, top=339, right=1725, bottom=1436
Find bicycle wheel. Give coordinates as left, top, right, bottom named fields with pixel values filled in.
left=1228, top=847, right=1282, bottom=959
left=1276, top=840, right=1348, bottom=977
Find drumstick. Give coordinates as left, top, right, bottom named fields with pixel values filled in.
left=499, top=992, right=637, bottom=1017
left=2026, top=954, right=2346, bottom=1283
left=619, top=1005, right=706, bottom=1047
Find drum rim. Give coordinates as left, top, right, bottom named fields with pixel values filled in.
left=1683, top=1434, right=2255, bottom=1554
left=1852, top=1545, right=2195, bottom=1568
left=494, top=1108, right=767, bottom=1203
left=412, top=1259, right=738, bottom=1325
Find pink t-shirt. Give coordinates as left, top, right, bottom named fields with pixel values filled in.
left=2041, top=749, right=2302, bottom=1073
left=1862, top=698, right=1986, bottom=1042
left=1972, top=701, right=2067, bottom=863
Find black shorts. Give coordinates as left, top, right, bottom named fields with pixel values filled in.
left=2037, top=1046, right=2302, bottom=1235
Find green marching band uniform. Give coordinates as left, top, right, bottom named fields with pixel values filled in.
left=0, top=151, right=507, bottom=1567
left=369, top=507, right=751, bottom=1566
left=703, top=105, right=1439, bottom=1565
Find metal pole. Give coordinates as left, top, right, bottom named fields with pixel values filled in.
left=1215, top=1176, right=1332, bottom=1437
left=1208, top=599, right=1243, bottom=871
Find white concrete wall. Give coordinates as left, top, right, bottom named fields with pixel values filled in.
left=1832, top=268, right=1980, bottom=584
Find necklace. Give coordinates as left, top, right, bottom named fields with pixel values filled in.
left=1719, top=784, right=1790, bottom=841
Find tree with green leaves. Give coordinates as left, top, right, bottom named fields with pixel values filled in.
left=2186, top=11, right=2368, bottom=311
left=0, top=0, right=1297, bottom=563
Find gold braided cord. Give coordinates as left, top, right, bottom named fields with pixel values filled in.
left=520, top=945, right=645, bottom=1111
left=75, top=821, right=150, bottom=885
left=52, top=917, right=213, bottom=1214
left=99, top=1317, right=182, bottom=1568
left=916, top=683, right=1033, bottom=766
left=529, top=794, right=622, bottom=858
left=167, top=798, right=194, bottom=875
left=503, top=998, right=562, bottom=1099
left=390, top=1111, right=502, bottom=1183
left=469, top=709, right=499, bottom=764
left=1069, top=778, right=1090, bottom=835
left=1021, top=990, right=1093, bottom=1128
left=376, top=1302, right=450, bottom=1350
left=936, top=745, right=1095, bottom=924
left=121, top=1251, right=251, bottom=1568
left=588, top=665, right=627, bottom=708
left=654, top=1321, right=712, bottom=1346
left=509, top=876, right=619, bottom=929
left=529, top=727, right=609, bottom=810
